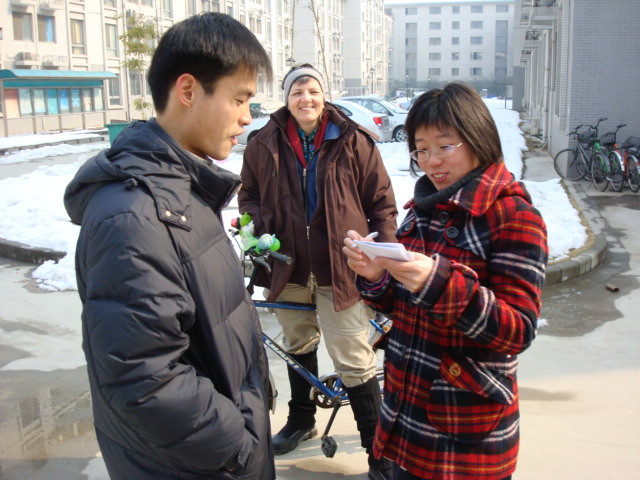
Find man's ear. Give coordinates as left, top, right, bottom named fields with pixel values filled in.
left=174, top=73, right=197, bottom=108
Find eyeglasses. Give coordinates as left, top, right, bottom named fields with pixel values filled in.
left=409, top=142, right=464, bottom=162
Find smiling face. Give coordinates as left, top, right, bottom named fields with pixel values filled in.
left=167, top=67, right=256, bottom=161
left=287, top=77, right=325, bottom=134
left=414, top=124, right=480, bottom=190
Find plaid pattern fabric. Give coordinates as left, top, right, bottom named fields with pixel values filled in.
left=358, top=162, right=548, bottom=479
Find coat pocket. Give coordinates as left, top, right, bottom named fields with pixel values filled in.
left=426, top=352, right=515, bottom=444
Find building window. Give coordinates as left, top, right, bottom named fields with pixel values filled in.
left=451, top=68, right=459, bottom=76
left=105, top=24, right=118, bottom=57
left=497, top=5, right=509, bottom=13
left=471, top=5, right=483, bottom=13
left=471, top=52, right=482, bottom=60
left=37, top=15, right=56, bottom=42
left=471, top=67, right=483, bottom=76
left=163, top=0, right=173, bottom=17
left=471, top=36, right=483, bottom=45
left=452, top=6, right=460, bottom=14
left=18, top=89, right=33, bottom=116
left=471, top=21, right=483, bottom=29
left=104, top=0, right=116, bottom=7
left=13, top=12, right=34, bottom=41
left=70, top=19, right=86, bottom=54
left=94, top=88, right=105, bottom=111
left=428, top=68, right=440, bottom=77
left=429, top=37, right=441, bottom=46
left=452, top=21, right=460, bottom=29
left=129, top=71, right=143, bottom=96
left=429, top=53, right=441, bottom=61
left=107, top=77, right=122, bottom=106
left=452, top=52, right=459, bottom=60
left=429, top=6, right=441, bottom=14
left=452, top=37, right=460, bottom=45
left=405, top=22, right=417, bottom=34
left=405, top=7, right=417, bottom=15
left=429, top=22, right=441, bottom=30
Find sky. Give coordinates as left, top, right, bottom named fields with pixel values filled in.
left=0, top=97, right=584, bottom=479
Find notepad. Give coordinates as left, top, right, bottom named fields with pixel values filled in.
left=352, top=240, right=413, bottom=262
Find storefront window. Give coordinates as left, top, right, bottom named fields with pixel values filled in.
left=71, top=89, right=82, bottom=112
left=93, top=88, right=104, bottom=111
left=19, top=89, right=34, bottom=116
left=33, top=89, right=47, bottom=115
left=46, top=89, right=59, bottom=114
left=82, top=88, right=93, bottom=111
left=60, top=89, right=70, bottom=114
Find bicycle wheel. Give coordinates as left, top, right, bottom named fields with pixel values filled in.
left=608, top=152, right=624, bottom=192
left=627, top=154, right=640, bottom=192
left=553, top=148, right=585, bottom=181
left=591, top=152, right=609, bottom=191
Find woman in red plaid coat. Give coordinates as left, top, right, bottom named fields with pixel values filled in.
left=342, top=82, right=548, bottom=480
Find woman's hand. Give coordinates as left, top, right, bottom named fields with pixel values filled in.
left=374, top=252, right=434, bottom=293
left=342, top=230, right=386, bottom=283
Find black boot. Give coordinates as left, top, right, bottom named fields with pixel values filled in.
left=272, top=350, right=318, bottom=455
left=345, top=377, right=393, bottom=480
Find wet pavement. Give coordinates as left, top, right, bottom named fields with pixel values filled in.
left=1, top=147, right=639, bottom=479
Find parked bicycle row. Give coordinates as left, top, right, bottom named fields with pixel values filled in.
left=553, top=117, right=640, bottom=192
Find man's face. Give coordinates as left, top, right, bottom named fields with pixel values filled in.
left=182, top=68, right=255, bottom=160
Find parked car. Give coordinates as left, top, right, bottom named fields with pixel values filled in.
left=342, top=95, right=409, bottom=142
left=237, top=116, right=270, bottom=145
left=331, top=100, right=393, bottom=143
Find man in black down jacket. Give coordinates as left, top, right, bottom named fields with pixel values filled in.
left=63, top=13, right=275, bottom=480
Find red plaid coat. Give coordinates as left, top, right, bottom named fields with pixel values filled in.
left=357, top=161, right=548, bottom=479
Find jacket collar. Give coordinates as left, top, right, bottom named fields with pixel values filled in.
left=412, top=161, right=516, bottom=217
left=64, top=119, right=241, bottom=230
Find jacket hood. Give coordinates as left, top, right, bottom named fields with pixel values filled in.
left=64, top=119, right=241, bottom=228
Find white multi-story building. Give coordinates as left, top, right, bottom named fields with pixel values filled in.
left=384, top=0, right=514, bottom=95
left=1, top=0, right=392, bottom=136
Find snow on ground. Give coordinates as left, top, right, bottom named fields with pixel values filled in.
left=0, top=98, right=585, bottom=295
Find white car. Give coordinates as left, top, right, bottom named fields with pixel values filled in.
left=342, top=95, right=409, bottom=142
left=331, top=100, right=393, bottom=143
left=237, top=116, right=270, bottom=145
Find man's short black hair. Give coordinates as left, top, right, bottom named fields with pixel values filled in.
left=148, top=13, right=272, bottom=113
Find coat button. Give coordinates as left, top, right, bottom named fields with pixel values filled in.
left=165, top=210, right=172, bottom=217
left=446, top=226, right=459, bottom=238
left=438, top=211, right=450, bottom=223
left=449, top=363, right=462, bottom=377
left=180, top=215, right=187, bottom=222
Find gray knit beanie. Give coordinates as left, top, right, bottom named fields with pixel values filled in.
left=282, top=66, right=326, bottom=106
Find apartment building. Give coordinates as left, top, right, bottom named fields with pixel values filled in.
left=384, top=0, right=514, bottom=95
left=2, top=0, right=395, bottom=136
left=513, top=0, right=640, bottom=157
left=1, top=0, right=295, bottom=136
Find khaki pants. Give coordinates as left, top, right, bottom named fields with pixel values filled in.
left=275, top=279, right=377, bottom=387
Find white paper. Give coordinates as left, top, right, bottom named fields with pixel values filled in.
left=352, top=240, right=413, bottom=262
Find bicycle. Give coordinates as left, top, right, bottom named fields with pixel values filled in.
left=228, top=217, right=391, bottom=458
left=553, top=117, right=608, bottom=182
left=600, top=123, right=626, bottom=192
left=620, top=135, right=640, bottom=193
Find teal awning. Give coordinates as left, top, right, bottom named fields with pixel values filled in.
left=0, top=70, right=117, bottom=88
left=0, top=70, right=117, bottom=80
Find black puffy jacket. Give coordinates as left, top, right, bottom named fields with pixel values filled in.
left=64, top=119, right=274, bottom=480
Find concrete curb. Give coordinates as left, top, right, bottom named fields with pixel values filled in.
left=0, top=238, right=66, bottom=264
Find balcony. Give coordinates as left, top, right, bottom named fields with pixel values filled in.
left=9, top=0, right=39, bottom=6
left=41, top=55, right=68, bottom=68
left=14, top=52, right=40, bottom=67
left=39, top=0, right=65, bottom=10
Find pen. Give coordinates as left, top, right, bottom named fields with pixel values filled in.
left=364, top=231, right=378, bottom=240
